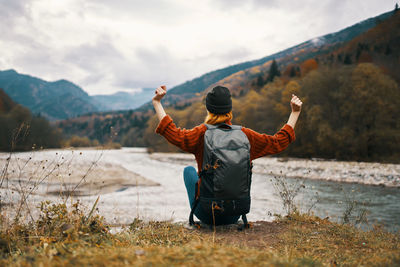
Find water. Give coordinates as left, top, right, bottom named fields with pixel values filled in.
left=1, top=148, right=399, bottom=231
left=243, top=172, right=400, bottom=232
left=293, top=177, right=400, bottom=231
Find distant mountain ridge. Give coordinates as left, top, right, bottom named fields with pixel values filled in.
left=92, top=88, right=155, bottom=111
left=0, top=69, right=99, bottom=120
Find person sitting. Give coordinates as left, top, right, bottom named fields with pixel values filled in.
left=152, top=85, right=302, bottom=225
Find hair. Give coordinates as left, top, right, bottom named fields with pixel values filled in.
left=204, top=111, right=233, bottom=125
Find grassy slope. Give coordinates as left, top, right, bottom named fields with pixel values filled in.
left=1, top=204, right=399, bottom=266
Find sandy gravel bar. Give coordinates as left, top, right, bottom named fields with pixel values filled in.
left=0, top=150, right=159, bottom=196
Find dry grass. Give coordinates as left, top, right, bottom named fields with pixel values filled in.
left=0, top=203, right=399, bottom=267
left=275, top=213, right=400, bottom=266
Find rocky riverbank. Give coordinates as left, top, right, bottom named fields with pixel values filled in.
left=150, top=153, right=400, bottom=187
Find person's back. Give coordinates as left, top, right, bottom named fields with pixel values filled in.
left=191, top=123, right=252, bottom=227
left=152, top=85, right=302, bottom=226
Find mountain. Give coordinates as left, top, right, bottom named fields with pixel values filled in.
left=0, top=69, right=158, bottom=120
left=1, top=11, right=394, bottom=122
left=92, top=88, right=155, bottom=111
left=140, top=10, right=400, bottom=161
left=209, top=10, right=400, bottom=98
left=135, top=10, right=394, bottom=110
left=57, top=8, right=400, bottom=161
left=0, top=69, right=100, bottom=120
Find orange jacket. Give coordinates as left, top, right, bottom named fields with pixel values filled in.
left=156, top=115, right=295, bottom=172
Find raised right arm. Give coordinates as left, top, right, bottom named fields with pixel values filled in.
left=152, top=85, right=206, bottom=154
left=155, top=115, right=206, bottom=154
left=152, top=85, right=167, bottom=121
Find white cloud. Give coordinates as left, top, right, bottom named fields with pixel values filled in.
left=0, top=0, right=395, bottom=95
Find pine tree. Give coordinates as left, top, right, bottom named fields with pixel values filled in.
left=289, top=66, right=297, bottom=77
left=267, top=59, right=281, bottom=82
left=344, top=54, right=352, bottom=65
left=256, top=75, right=264, bottom=86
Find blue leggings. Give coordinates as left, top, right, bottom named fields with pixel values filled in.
left=183, top=166, right=240, bottom=225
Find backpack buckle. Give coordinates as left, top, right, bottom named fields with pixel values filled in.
left=212, top=159, right=220, bottom=169
left=211, top=201, right=224, bottom=212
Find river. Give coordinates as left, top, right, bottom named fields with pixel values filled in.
left=0, top=148, right=399, bottom=231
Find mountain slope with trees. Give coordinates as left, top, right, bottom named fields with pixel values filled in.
left=137, top=10, right=393, bottom=110
left=0, top=70, right=164, bottom=120
left=143, top=9, right=400, bottom=162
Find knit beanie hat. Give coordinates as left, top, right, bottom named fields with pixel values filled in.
left=206, top=86, right=232, bottom=114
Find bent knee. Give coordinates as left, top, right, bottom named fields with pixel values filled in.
left=183, top=166, right=197, bottom=181
left=183, top=166, right=196, bottom=175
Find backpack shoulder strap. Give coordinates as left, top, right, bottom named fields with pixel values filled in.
left=205, top=123, right=242, bottom=130
left=230, top=125, right=242, bottom=130
left=204, top=123, right=218, bottom=130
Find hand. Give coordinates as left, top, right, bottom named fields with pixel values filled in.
left=153, top=85, right=167, bottom=102
left=290, top=94, right=302, bottom=112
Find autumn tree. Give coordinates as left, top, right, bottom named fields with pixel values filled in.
left=283, top=64, right=300, bottom=78
left=300, top=59, right=318, bottom=77
left=298, top=63, right=400, bottom=161
left=0, top=104, right=62, bottom=151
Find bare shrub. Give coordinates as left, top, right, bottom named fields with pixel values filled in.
left=340, top=188, right=370, bottom=227
left=270, top=171, right=305, bottom=216
left=1, top=125, right=102, bottom=226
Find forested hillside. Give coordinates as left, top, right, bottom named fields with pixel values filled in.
left=57, top=110, right=151, bottom=146
left=0, top=89, right=62, bottom=151
left=136, top=10, right=393, bottom=110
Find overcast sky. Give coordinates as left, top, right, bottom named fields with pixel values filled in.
left=0, top=0, right=396, bottom=95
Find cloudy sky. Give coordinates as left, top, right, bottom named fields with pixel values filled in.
left=0, top=0, right=395, bottom=95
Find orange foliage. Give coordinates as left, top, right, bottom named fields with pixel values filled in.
left=300, top=59, right=318, bottom=76
left=282, top=64, right=300, bottom=77
left=262, top=60, right=272, bottom=68
left=249, top=66, right=261, bottom=75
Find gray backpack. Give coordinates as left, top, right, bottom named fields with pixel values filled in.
left=189, top=123, right=252, bottom=228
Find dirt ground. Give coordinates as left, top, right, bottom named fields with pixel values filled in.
left=196, top=221, right=287, bottom=249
